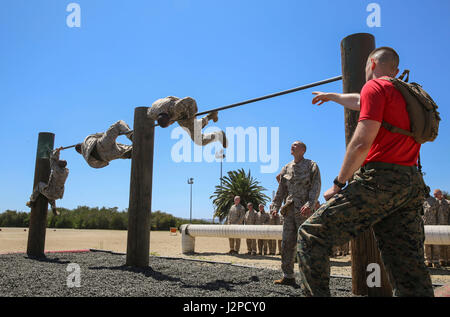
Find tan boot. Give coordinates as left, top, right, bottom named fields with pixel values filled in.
left=274, top=277, right=296, bottom=286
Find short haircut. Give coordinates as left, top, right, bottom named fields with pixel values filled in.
left=247, top=202, right=253, bottom=206
left=294, top=141, right=307, bottom=152
left=234, top=196, right=240, bottom=200
left=157, top=113, right=170, bottom=128
left=369, top=47, right=400, bottom=72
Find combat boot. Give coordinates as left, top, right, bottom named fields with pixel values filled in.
left=274, top=277, right=296, bottom=286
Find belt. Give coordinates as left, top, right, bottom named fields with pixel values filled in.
left=363, top=162, right=418, bottom=173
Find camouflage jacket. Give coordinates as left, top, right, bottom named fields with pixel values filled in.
left=80, top=121, right=131, bottom=168
left=81, top=133, right=109, bottom=168
left=436, top=198, right=449, bottom=225
left=244, top=209, right=258, bottom=225
left=268, top=213, right=282, bottom=225
left=226, top=203, right=245, bottom=225
left=272, top=158, right=321, bottom=213
left=422, top=197, right=438, bottom=225
left=148, top=96, right=198, bottom=123
left=44, top=150, right=69, bottom=200
left=255, top=211, right=270, bottom=225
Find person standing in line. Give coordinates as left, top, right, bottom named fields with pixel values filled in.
left=256, top=204, right=270, bottom=255
left=226, top=196, right=245, bottom=254
left=244, top=202, right=258, bottom=255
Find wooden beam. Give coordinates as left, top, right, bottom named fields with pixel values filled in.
left=126, top=107, right=155, bottom=267
left=27, top=132, right=55, bottom=257
left=340, top=33, right=392, bottom=296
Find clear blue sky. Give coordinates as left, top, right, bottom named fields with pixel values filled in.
left=1, top=0, right=449, bottom=220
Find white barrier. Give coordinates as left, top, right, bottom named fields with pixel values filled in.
left=180, top=224, right=450, bottom=254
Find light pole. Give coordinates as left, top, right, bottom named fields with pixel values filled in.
left=215, top=150, right=225, bottom=187
left=187, top=177, right=194, bottom=223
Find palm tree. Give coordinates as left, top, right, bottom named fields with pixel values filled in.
left=210, top=168, right=270, bottom=222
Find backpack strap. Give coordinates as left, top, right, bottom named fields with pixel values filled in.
left=398, top=69, right=410, bottom=83
left=381, top=121, right=414, bottom=137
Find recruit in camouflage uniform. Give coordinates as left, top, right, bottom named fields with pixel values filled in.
left=298, top=47, right=434, bottom=297
left=148, top=96, right=227, bottom=148
left=27, top=148, right=69, bottom=216
left=256, top=204, right=271, bottom=255
left=267, top=212, right=282, bottom=255
left=298, top=165, right=434, bottom=296
left=226, top=196, right=246, bottom=254
left=271, top=141, right=321, bottom=284
left=76, top=120, right=133, bottom=168
left=434, top=189, right=450, bottom=266
left=244, top=203, right=258, bottom=255
left=423, top=196, right=439, bottom=267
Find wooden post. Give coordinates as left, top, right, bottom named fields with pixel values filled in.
left=126, top=107, right=154, bottom=267
left=340, top=33, right=393, bottom=296
left=27, top=132, right=55, bottom=257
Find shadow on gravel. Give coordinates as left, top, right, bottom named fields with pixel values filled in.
left=194, top=252, right=281, bottom=262
left=25, top=255, right=71, bottom=265
left=428, top=267, right=450, bottom=276
left=88, top=265, right=182, bottom=283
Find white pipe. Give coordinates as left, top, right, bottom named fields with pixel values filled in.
left=424, top=225, right=450, bottom=245
left=181, top=224, right=450, bottom=254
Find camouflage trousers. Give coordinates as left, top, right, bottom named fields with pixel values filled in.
left=297, top=163, right=434, bottom=297
left=229, top=238, right=241, bottom=252
left=268, top=240, right=281, bottom=254
left=424, top=245, right=439, bottom=263
left=30, top=182, right=57, bottom=209
left=281, top=205, right=308, bottom=278
left=97, top=120, right=132, bottom=162
left=179, top=117, right=226, bottom=147
left=257, top=239, right=268, bottom=254
left=438, top=246, right=450, bottom=262
left=246, top=239, right=257, bottom=253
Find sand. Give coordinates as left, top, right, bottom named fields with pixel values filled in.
left=1, top=227, right=448, bottom=285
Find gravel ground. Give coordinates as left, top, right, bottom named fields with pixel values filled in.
left=0, top=250, right=355, bottom=297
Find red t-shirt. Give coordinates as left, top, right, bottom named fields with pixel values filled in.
left=359, top=78, right=420, bottom=166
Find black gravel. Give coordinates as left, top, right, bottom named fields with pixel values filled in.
left=0, top=250, right=354, bottom=297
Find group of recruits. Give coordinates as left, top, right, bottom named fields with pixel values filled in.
left=26, top=96, right=228, bottom=215
left=423, top=188, right=450, bottom=268
left=27, top=46, right=440, bottom=296
left=226, top=197, right=283, bottom=256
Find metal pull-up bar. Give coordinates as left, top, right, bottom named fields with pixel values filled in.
left=58, top=75, right=343, bottom=150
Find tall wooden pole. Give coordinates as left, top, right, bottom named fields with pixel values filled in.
left=126, top=107, right=155, bottom=267
left=340, top=33, right=393, bottom=296
left=27, top=132, right=55, bottom=257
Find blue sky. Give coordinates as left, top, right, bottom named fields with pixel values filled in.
left=1, top=0, right=449, bottom=221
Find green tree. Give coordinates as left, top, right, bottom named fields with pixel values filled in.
left=210, top=168, right=270, bottom=222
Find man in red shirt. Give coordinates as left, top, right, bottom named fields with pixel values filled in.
left=297, top=47, right=434, bottom=297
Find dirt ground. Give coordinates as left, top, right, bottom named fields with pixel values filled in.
left=1, top=227, right=448, bottom=285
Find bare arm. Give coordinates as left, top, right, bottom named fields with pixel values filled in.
left=312, top=92, right=361, bottom=111
left=323, top=119, right=381, bottom=201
